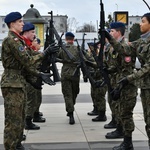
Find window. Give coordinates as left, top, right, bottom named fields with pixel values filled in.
left=2, top=24, right=5, bottom=28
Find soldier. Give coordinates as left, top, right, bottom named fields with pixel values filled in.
left=1, top=12, right=56, bottom=150
left=87, top=42, right=107, bottom=122
left=110, top=13, right=150, bottom=149
left=31, top=37, right=44, bottom=119
left=58, top=32, right=95, bottom=125
left=104, top=22, right=138, bottom=150
left=21, top=22, right=46, bottom=131
left=104, top=23, right=126, bottom=138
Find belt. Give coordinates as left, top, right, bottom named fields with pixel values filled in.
left=4, top=69, right=23, bottom=75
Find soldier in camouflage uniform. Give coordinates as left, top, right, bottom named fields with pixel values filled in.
left=114, top=13, right=150, bottom=149
left=1, top=12, right=56, bottom=150
left=104, top=23, right=128, bottom=139
left=22, top=22, right=46, bottom=131
left=91, top=68, right=107, bottom=122
left=87, top=43, right=107, bottom=122
left=105, top=22, right=138, bottom=150
left=58, top=32, right=95, bottom=125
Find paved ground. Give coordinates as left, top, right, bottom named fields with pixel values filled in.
left=0, top=62, right=149, bottom=150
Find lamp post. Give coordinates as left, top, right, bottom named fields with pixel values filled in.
left=115, top=3, right=118, bottom=11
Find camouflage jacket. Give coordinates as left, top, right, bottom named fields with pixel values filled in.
left=108, top=37, right=136, bottom=86
left=128, top=33, right=150, bottom=89
left=0, top=31, right=44, bottom=88
left=58, top=43, right=95, bottom=80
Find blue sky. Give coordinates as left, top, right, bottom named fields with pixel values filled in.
left=0, top=0, right=149, bottom=27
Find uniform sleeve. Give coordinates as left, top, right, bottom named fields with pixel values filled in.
left=8, top=37, right=44, bottom=76
left=127, top=57, right=150, bottom=81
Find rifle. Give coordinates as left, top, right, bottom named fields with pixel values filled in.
left=97, top=0, right=113, bottom=99
left=52, top=26, right=74, bottom=60
left=81, top=33, right=88, bottom=82
left=42, top=11, right=61, bottom=82
left=74, top=39, right=96, bottom=86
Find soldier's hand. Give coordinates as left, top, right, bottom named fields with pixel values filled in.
left=117, top=77, right=129, bottom=88
left=39, top=72, right=56, bottom=86
left=43, top=45, right=60, bottom=56
left=103, top=29, right=112, bottom=41
left=110, top=88, right=120, bottom=101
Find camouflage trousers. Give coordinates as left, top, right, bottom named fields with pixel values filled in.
left=140, top=89, right=150, bottom=142
left=34, top=89, right=42, bottom=113
left=91, top=85, right=107, bottom=112
left=26, top=83, right=41, bottom=117
left=108, top=91, right=118, bottom=118
left=61, top=77, right=80, bottom=113
left=117, top=84, right=137, bottom=137
left=1, top=87, right=26, bottom=150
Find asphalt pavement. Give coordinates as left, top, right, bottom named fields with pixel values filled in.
left=0, top=62, right=149, bottom=150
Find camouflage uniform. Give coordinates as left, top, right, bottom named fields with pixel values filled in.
left=91, top=67, right=107, bottom=121
left=58, top=43, right=80, bottom=113
left=126, top=33, right=150, bottom=145
left=104, top=43, right=120, bottom=125
left=58, top=43, right=95, bottom=113
left=23, top=38, right=45, bottom=125
left=109, top=37, right=138, bottom=149
left=0, top=31, right=43, bottom=150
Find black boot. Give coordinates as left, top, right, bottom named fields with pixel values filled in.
left=22, top=134, right=26, bottom=141
left=16, top=142, right=25, bottom=150
left=92, top=111, right=107, bottom=122
left=104, top=115, right=117, bottom=129
left=33, top=112, right=46, bottom=123
left=105, top=124, right=123, bottom=139
left=25, top=116, right=40, bottom=130
left=113, top=136, right=134, bottom=150
left=68, top=112, right=75, bottom=125
left=87, top=106, right=98, bottom=116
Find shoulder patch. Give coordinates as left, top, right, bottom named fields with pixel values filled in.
left=19, top=46, right=25, bottom=52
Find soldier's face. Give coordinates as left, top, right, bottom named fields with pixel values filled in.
left=110, top=29, right=120, bottom=40
left=11, top=19, right=24, bottom=34
left=140, top=17, right=150, bottom=34
left=25, top=30, right=36, bottom=41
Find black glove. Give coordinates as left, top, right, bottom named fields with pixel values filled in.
left=117, top=77, right=129, bottom=88
left=104, top=30, right=112, bottom=41
left=39, top=72, right=56, bottom=86
left=43, top=45, right=60, bottom=56
left=110, top=88, right=121, bottom=101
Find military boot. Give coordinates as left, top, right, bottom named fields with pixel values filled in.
left=22, top=134, right=26, bottom=141
left=105, top=124, right=123, bottom=139
left=33, top=112, right=46, bottom=123
left=92, top=111, right=107, bottom=122
left=87, top=105, right=98, bottom=116
left=68, top=112, right=75, bottom=125
left=16, top=142, right=25, bottom=150
left=25, top=116, right=40, bottom=130
left=104, top=115, right=117, bottom=129
left=113, top=136, right=134, bottom=150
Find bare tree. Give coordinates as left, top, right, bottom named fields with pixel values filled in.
left=76, top=23, right=96, bottom=32
left=67, top=17, right=78, bottom=32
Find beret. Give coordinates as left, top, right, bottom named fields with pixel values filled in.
left=36, top=38, right=41, bottom=44
left=4, top=12, right=22, bottom=24
left=23, top=22, right=35, bottom=32
left=142, top=13, right=150, bottom=18
left=110, top=22, right=125, bottom=29
left=65, top=32, right=75, bottom=38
